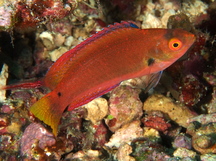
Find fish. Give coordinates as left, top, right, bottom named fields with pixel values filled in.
left=1, top=21, right=195, bottom=136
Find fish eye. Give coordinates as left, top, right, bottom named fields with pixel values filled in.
left=169, top=38, right=182, bottom=51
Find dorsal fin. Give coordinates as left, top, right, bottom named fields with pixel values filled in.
left=76, top=21, right=139, bottom=50
left=102, top=21, right=139, bottom=32
left=44, top=21, right=139, bottom=89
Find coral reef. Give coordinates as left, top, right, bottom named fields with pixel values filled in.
left=105, top=120, right=143, bottom=148
left=187, top=122, right=216, bottom=154
left=205, top=87, right=216, bottom=114
left=179, top=74, right=207, bottom=107
left=173, top=147, right=197, bottom=159
left=116, top=143, right=135, bottom=161
left=201, top=154, right=216, bottom=161
left=142, top=110, right=171, bottom=133
left=0, top=0, right=216, bottom=160
left=131, top=138, right=170, bottom=161
left=0, top=0, right=77, bottom=30
left=20, top=123, right=56, bottom=159
left=105, top=85, right=143, bottom=132
left=173, top=133, right=192, bottom=150
left=0, top=64, right=8, bottom=101
left=84, top=97, right=108, bottom=125
left=143, top=94, right=196, bottom=128
left=188, top=113, right=216, bottom=125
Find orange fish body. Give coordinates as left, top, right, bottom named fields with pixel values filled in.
left=26, top=22, right=195, bottom=136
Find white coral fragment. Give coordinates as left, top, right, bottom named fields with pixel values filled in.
left=84, top=97, right=108, bottom=124
left=0, top=64, right=8, bottom=102
left=105, top=120, right=143, bottom=148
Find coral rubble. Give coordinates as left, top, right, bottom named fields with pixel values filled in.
left=0, top=0, right=216, bottom=160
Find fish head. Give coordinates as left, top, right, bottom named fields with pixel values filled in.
left=144, top=28, right=196, bottom=72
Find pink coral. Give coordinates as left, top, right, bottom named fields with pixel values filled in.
left=20, top=123, right=56, bottom=159
left=105, top=85, right=143, bottom=132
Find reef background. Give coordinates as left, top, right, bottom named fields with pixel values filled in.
left=0, top=0, right=216, bottom=160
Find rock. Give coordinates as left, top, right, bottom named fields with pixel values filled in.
left=143, top=127, right=160, bottom=139
left=84, top=97, right=108, bottom=125
left=39, top=31, right=55, bottom=50
left=188, top=113, right=216, bottom=125
left=200, top=154, right=216, bottom=161
left=117, top=143, right=135, bottom=161
left=188, top=123, right=216, bottom=154
left=20, top=123, right=56, bottom=159
left=64, top=36, right=74, bottom=47
left=53, top=33, right=65, bottom=47
left=173, top=133, right=192, bottom=149
left=105, top=85, right=143, bottom=132
left=49, top=46, right=68, bottom=61
left=0, top=64, right=8, bottom=101
left=173, top=147, right=197, bottom=159
left=143, top=94, right=196, bottom=128
left=105, top=120, right=143, bottom=148
left=142, top=111, right=171, bottom=132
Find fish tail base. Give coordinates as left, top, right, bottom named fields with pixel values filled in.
left=30, top=92, right=62, bottom=136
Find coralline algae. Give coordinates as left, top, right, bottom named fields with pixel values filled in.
left=20, top=123, right=56, bottom=159
left=105, top=85, right=143, bottom=132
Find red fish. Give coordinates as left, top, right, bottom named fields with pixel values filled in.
left=2, top=21, right=195, bottom=136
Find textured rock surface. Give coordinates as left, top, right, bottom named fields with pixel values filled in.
left=84, top=97, right=108, bottom=124
left=105, top=86, right=143, bottom=132
left=143, top=94, right=196, bottom=127
left=105, top=120, right=143, bottom=148
left=20, top=123, right=56, bottom=159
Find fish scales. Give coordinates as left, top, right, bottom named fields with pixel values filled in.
left=43, top=21, right=138, bottom=90
left=53, top=29, right=162, bottom=108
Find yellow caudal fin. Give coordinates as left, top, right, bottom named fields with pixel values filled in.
left=30, top=92, right=63, bottom=136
